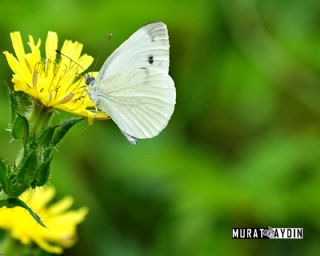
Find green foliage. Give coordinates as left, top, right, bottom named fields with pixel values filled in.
left=0, top=89, right=83, bottom=225
left=0, top=0, right=320, bottom=255
left=0, top=234, right=46, bottom=256
left=32, top=159, right=51, bottom=187
left=0, top=160, right=7, bottom=192
left=39, top=126, right=57, bottom=145
left=12, top=114, right=29, bottom=142
left=6, top=85, right=32, bottom=124
left=51, top=117, right=83, bottom=146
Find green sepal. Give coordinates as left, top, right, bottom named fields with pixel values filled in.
left=12, top=114, right=29, bottom=143
left=8, top=151, right=39, bottom=197
left=17, top=151, right=38, bottom=185
left=39, top=126, right=57, bottom=145
left=52, top=117, right=83, bottom=145
left=34, top=146, right=53, bottom=187
left=32, top=159, right=52, bottom=188
left=6, top=84, right=32, bottom=124
left=25, top=139, right=38, bottom=152
left=5, top=81, right=18, bottom=124
left=0, top=159, right=8, bottom=192
left=0, top=197, right=46, bottom=227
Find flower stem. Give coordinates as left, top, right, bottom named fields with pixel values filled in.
left=0, top=234, right=18, bottom=255
left=28, top=101, right=54, bottom=139
left=0, top=234, right=43, bottom=256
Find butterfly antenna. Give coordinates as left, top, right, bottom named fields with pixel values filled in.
left=55, top=49, right=89, bottom=79
left=92, top=33, right=113, bottom=72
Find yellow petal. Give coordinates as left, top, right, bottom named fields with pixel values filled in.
left=22, top=187, right=55, bottom=211
left=13, top=78, right=36, bottom=97
left=60, top=40, right=83, bottom=61
left=10, top=32, right=25, bottom=62
left=0, top=185, right=88, bottom=254
left=5, top=31, right=108, bottom=120
left=3, top=51, right=33, bottom=88
left=48, top=197, right=73, bottom=215
left=3, top=51, right=21, bottom=74
left=78, top=54, right=94, bottom=70
left=46, top=31, right=58, bottom=59
left=27, top=35, right=41, bottom=66
left=34, top=236, right=63, bottom=254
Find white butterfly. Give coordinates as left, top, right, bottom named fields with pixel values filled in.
left=86, top=22, right=176, bottom=144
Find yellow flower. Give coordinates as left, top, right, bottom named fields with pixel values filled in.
left=4, top=31, right=108, bottom=120
left=0, top=187, right=88, bottom=254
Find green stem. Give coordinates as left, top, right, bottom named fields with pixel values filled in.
left=14, top=101, right=53, bottom=166
left=0, top=234, right=43, bottom=256
left=0, top=234, right=19, bottom=255
left=28, top=101, right=54, bottom=138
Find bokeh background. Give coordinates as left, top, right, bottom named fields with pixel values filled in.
left=0, top=0, right=319, bottom=255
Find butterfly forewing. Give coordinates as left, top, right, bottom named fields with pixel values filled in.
left=95, top=22, right=169, bottom=83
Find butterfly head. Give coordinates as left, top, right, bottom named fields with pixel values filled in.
left=85, top=75, right=99, bottom=105
left=85, top=75, right=95, bottom=86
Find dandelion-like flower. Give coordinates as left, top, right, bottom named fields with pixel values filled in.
left=0, top=186, right=88, bottom=254
left=4, top=31, right=108, bottom=120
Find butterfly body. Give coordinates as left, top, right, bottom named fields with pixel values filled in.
left=87, top=22, right=176, bottom=144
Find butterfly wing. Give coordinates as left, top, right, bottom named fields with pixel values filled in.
left=92, top=22, right=175, bottom=143
left=95, top=22, right=170, bottom=84
left=96, top=67, right=175, bottom=140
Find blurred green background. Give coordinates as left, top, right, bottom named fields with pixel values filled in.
left=0, top=0, right=320, bottom=255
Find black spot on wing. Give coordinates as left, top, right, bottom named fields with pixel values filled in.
left=148, top=55, right=154, bottom=64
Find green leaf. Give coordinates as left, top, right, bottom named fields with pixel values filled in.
left=9, top=151, right=39, bottom=196
left=0, top=159, right=8, bottom=192
left=0, top=198, right=46, bottom=227
left=12, top=114, right=29, bottom=142
left=51, top=117, right=83, bottom=145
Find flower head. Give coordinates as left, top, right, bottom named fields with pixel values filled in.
left=0, top=187, right=88, bottom=254
left=4, top=31, right=108, bottom=120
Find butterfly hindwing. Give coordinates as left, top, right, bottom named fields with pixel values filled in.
left=96, top=67, right=175, bottom=139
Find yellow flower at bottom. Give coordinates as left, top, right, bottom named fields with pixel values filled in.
left=0, top=187, right=88, bottom=254
left=3, top=31, right=108, bottom=120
